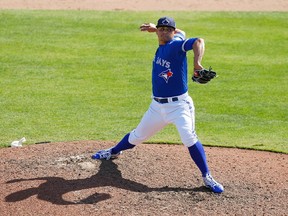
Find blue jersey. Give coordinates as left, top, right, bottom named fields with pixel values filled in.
left=152, top=34, right=197, bottom=97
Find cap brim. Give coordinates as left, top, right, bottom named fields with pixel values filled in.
left=156, top=25, right=176, bottom=29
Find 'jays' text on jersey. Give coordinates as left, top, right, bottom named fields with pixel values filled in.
left=152, top=34, right=197, bottom=97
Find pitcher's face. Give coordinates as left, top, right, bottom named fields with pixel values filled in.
left=156, top=27, right=175, bottom=45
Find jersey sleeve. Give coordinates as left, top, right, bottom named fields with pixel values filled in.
left=174, top=31, right=186, bottom=41
left=181, top=38, right=198, bottom=52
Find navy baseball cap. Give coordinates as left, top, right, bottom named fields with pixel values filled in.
left=156, top=17, right=176, bottom=29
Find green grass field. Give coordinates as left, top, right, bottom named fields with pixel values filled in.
left=0, top=10, right=287, bottom=153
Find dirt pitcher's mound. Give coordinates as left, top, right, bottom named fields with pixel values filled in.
left=0, top=141, right=287, bottom=215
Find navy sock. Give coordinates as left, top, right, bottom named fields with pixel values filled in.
left=188, top=141, right=210, bottom=177
left=111, top=133, right=135, bottom=154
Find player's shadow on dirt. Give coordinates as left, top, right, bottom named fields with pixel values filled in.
left=5, top=159, right=208, bottom=205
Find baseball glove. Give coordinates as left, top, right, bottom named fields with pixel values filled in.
left=192, top=67, right=217, bottom=84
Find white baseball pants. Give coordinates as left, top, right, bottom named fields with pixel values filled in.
left=128, top=93, right=198, bottom=147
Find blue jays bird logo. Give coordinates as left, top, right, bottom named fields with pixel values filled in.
left=159, top=69, right=173, bottom=83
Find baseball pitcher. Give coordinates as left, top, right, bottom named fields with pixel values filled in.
left=92, top=17, right=223, bottom=193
